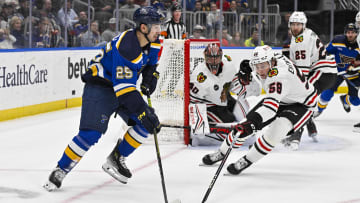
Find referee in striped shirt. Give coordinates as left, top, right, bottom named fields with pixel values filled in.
left=161, top=4, right=186, bottom=39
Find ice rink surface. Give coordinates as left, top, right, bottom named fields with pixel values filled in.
left=0, top=95, right=360, bottom=203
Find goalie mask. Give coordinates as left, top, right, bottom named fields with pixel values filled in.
left=204, top=43, right=223, bottom=75
left=250, top=45, right=275, bottom=79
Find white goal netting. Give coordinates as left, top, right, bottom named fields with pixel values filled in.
left=150, top=39, right=220, bottom=144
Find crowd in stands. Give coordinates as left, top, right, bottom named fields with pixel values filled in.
left=0, top=0, right=282, bottom=49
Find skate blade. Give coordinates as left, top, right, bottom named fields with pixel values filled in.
left=102, top=163, right=128, bottom=184
left=198, top=163, right=219, bottom=167
left=223, top=173, right=239, bottom=176
left=43, top=181, right=58, bottom=192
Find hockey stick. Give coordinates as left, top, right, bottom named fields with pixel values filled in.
left=161, top=124, right=233, bottom=132
left=147, top=95, right=169, bottom=203
left=201, top=130, right=241, bottom=203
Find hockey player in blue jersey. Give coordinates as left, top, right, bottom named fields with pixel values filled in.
left=43, top=6, right=165, bottom=191
left=316, top=23, right=360, bottom=116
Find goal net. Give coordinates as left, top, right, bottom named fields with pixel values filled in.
left=151, top=39, right=220, bottom=144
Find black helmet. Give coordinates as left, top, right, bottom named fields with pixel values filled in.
left=133, top=6, right=165, bottom=27
left=344, top=23, right=358, bottom=34
left=171, top=4, right=182, bottom=12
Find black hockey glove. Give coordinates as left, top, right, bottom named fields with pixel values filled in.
left=141, top=66, right=159, bottom=96
left=237, top=59, right=252, bottom=85
left=138, top=106, right=161, bottom=134
left=233, top=121, right=256, bottom=139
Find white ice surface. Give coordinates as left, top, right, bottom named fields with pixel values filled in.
left=0, top=96, right=360, bottom=203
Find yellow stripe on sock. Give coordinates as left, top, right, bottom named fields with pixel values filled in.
left=124, top=132, right=141, bottom=148
left=65, top=146, right=81, bottom=162
left=317, top=102, right=327, bottom=109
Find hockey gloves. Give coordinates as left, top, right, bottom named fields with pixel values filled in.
left=141, top=66, right=159, bottom=96
left=138, top=106, right=161, bottom=134
left=233, top=121, right=256, bottom=139
left=237, top=59, right=252, bottom=85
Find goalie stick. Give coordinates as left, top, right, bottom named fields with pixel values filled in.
left=201, top=130, right=242, bottom=203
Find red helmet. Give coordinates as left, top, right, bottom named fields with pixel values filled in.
left=204, top=43, right=223, bottom=75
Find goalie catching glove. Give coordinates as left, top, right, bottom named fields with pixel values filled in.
left=237, top=59, right=252, bottom=85
left=141, top=65, right=159, bottom=96
left=233, top=120, right=256, bottom=139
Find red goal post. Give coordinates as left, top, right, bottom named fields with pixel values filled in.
left=151, top=39, right=220, bottom=145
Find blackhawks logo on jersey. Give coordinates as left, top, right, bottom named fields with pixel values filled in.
left=268, top=68, right=278, bottom=77
left=295, top=35, right=303, bottom=43
left=197, top=72, right=207, bottom=83
left=224, top=54, right=232, bottom=61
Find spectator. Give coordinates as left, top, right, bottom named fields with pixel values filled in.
left=0, top=27, right=16, bottom=49
left=201, top=0, right=210, bottom=11
left=57, top=0, right=78, bottom=30
left=32, top=17, right=57, bottom=48
left=189, top=24, right=206, bottom=39
left=73, top=11, right=88, bottom=36
left=101, top=17, right=118, bottom=42
left=225, top=0, right=237, bottom=35
left=92, top=0, right=115, bottom=32
left=236, top=0, right=250, bottom=14
left=120, top=0, right=140, bottom=10
left=276, top=12, right=291, bottom=46
left=222, top=26, right=233, bottom=42
left=230, top=31, right=244, bottom=46
left=216, top=28, right=229, bottom=46
left=162, top=0, right=173, bottom=21
left=216, top=0, right=230, bottom=11
left=35, top=0, right=59, bottom=27
left=182, top=0, right=197, bottom=11
left=9, top=15, right=25, bottom=48
left=14, top=0, right=30, bottom=20
left=244, top=27, right=264, bottom=47
left=0, top=2, right=15, bottom=29
left=80, top=20, right=100, bottom=47
left=193, top=1, right=206, bottom=26
left=206, top=2, right=223, bottom=38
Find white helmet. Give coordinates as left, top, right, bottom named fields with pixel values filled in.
left=356, top=11, right=360, bottom=22
left=288, top=11, right=307, bottom=28
left=250, top=45, right=274, bottom=68
left=355, top=11, right=360, bottom=28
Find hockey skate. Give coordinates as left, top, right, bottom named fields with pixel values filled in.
left=306, top=119, right=318, bottom=142
left=43, top=166, right=67, bottom=191
left=102, top=139, right=132, bottom=184
left=202, top=150, right=224, bottom=165
left=313, top=111, right=322, bottom=118
left=353, top=123, right=360, bottom=133
left=282, top=128, right=303, bottom=150
left=340, top=95, right=351, bottom=112
left=227, top=156, right=252, bottom=175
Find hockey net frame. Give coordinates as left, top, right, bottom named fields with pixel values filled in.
left=150, top=39, right=220, bottom=145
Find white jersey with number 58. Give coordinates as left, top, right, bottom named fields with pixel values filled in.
left=255, top=54, right=318, bottom=123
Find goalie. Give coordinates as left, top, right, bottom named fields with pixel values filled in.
left=189, top=43, right=260, bottom=146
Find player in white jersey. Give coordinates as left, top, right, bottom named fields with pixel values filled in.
left=190, top=43, right=260, bottom=146
left=356, top=11, right=360, bottom=46
left=283, top=11, right=337, bottom=149
left=202, top=45, right=318, bottom=168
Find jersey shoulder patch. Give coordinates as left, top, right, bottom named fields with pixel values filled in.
left=224, top=54, right=232, bottom=61
left=268, top=68, right=279, bottom=77
left=197, top=72, right=207, bottom=83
